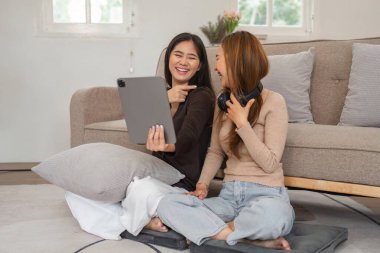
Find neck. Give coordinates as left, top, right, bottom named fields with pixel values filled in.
left=172, top=80, right=189, bottom=87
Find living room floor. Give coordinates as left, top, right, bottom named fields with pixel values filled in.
left=1, top=170, right=380, bottom=253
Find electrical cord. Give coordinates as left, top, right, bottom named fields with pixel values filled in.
left=321, top=193, right=380, bottom=227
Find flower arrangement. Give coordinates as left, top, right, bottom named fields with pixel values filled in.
left=200, top=11, right=242, bottom=45
left=223, top=10, right=241, bottom=34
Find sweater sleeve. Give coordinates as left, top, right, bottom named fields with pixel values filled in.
left=198, top=107, right=226, bottom=186
left=235, top=93, right=288, bottom=173
left=174, top=88, right=215, bottom=155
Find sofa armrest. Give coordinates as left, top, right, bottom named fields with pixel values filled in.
left=70, top=87, right=124, bottom=147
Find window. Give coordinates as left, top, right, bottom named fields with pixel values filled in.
left=238, top=0, right=313, bottom=37
left=37, top=0, right=138, bottom=37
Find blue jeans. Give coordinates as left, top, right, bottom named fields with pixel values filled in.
left=157, top=181, right=295, bottom=245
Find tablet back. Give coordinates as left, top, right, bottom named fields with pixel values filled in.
left=117, top=77, right=176, bottom=144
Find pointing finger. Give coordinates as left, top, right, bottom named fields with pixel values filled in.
left=181, top=85, right=197, bottom=90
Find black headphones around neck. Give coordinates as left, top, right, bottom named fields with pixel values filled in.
left=217, top=82, right=263, bottom=112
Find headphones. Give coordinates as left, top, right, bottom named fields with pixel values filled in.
left=217, top=82, right=263, bottom=112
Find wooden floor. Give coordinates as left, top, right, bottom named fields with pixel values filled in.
left=0, top=171, right=49, bottom=185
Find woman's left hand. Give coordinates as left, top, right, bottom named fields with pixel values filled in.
left=146, top=125, right=176, bottom=152
left=225, top=93, right=255, bottom=129
left=146, top=125, right=168, bottom=152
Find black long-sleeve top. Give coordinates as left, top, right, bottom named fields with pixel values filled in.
left=153, top=87, right=215, bottom=191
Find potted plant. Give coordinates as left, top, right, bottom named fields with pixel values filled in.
left=200, top=15, right=226, bottom=46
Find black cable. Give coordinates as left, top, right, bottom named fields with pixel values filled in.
left=142, top=243, right=161, bottom=253
left=321, top=193, right=380, bottom=226
left=74, top=239, right=105, bottom=253
left=73, top=238, right=162, bottom=253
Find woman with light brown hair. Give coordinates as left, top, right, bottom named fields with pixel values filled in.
left=156, top=31, right=294, bottom=250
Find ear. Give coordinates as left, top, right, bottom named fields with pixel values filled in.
left=197, top=63, right=201, bottom=71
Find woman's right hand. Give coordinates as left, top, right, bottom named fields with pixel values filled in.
left=167, top=85, right=197, bottom=103
left=187, top=182, right=208, bottom=200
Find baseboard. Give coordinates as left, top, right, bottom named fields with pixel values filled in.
left=0, top=162, right=39, bottom=171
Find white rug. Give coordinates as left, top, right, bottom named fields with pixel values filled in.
left=0, top=184, right=379, bottom=253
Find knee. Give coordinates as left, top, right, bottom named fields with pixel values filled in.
left=250, top=199, right=294, bottom=238
left=157, top=193, right=197, bottom=216
left=157, top=194, right=178, bottom=214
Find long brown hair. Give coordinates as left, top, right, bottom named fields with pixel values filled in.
left=218, top=31, right=269, bottom=158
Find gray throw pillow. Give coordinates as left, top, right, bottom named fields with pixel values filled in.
left=262, top=48, right=315, bottom=123
left=32, top=143, right=184, bottom=203
left=339, top=43, right=380, bottom=127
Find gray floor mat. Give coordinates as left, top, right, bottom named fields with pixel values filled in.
left=121, top=222, right=347, bottom=253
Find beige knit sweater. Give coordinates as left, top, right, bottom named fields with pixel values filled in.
left=198, top=90, right=288, bottom=187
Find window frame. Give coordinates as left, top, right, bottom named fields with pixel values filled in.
left=36, top=0, right=139, bottom=38
left=238, top=0, right=314, bottom=37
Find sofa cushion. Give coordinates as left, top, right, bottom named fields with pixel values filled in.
left=339, top=43, right=380, bottom=127
left=282, top=123, right=380, bottom=186
left=84, top=120, right=148, bottom=153
left=32, top=143, right=184, bottom=202
left=262, top=48, right=315, bottom=123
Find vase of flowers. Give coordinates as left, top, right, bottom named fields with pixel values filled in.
left=223, top=10, right=241, bottom=34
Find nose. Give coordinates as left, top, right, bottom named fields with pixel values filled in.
left=179, top=57, right=188, bottom=66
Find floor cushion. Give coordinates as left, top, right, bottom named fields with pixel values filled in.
left=120, top=222, right=347, bottom=252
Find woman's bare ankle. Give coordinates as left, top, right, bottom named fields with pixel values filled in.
left=145, top=217, right=168, bottom=232
left=211, top=226, right=233, bottom=241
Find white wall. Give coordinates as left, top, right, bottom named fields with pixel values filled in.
left=1, top=0, right=380, bottom=162
left=312, top=0, right=380, bottom=40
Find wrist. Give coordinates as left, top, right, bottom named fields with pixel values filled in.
left=236, top=120, right=248, bottom=129
left=164, top=144, right=175, bottom=152
left=197, top=182, right=209, bottom=188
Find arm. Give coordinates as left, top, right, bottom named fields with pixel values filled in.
left=197, top=106, right=226, bottom=187
left=173, top=88, right=215, bottom=154
left=146, top=88, right=214, bottom=155
left=190, top=106, right=225, bottom=199
left=236, top=94, right=288, bottom=173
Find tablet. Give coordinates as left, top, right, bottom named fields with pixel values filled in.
left=117, top=76, right=176, bottom=144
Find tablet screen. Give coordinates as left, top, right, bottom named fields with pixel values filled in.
left=117, top=77, right=176, bottom=144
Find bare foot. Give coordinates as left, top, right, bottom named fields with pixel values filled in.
left=245, top=237, right=291, bottom=251
left=211, top=222, right=234, bottom=241
left=145, top=217, right=168, bottom=232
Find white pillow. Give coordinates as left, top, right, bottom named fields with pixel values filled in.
left=65, top=191, right=125, bottom=240
left=262, top=48, right=315, bottom=123
left=32, top=143, right=184, bottom=202
left=339, top=43, right=380, bottom=127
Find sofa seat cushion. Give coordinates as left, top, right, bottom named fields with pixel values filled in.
left=86, top=119, right=127, bottom=131
left=84, top=120, right=148, bottom=153
left=283, top=123, right=380, bottom=186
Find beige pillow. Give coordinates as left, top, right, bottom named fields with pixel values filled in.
left=339, top=43, right=380, bottom=127
left=262, top=48, right=315, bottom=123
left=32, top=143, right=184, bottom=203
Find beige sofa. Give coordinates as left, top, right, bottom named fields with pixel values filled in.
left=70, top=38, right=380, bottom=198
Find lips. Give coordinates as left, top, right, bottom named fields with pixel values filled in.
left=175, top=67, right=189, bottom=75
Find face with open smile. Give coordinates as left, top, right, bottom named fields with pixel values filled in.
left=169, top=40, right=200, bottom=86
left=215, top=46, right=230, bottom=89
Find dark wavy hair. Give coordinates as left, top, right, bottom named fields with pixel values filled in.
left=164, top=33, right=213, bottom=92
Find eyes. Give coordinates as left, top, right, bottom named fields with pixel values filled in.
left=173, top=53, right=198, bottom=61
